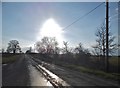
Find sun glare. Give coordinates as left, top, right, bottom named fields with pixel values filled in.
left=37, top=18, right=65, bottom=47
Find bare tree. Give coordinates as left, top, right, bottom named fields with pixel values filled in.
left=92, top=45, right=101, bottom=56
left=7, top=40, right=21, bottom=53
left=36, top=41, right=45, bottom=53
left=54, top=47, right=60, bottom=54
left=92, top=23, right=117, bottom=56
left=74, top=43, right=90, bottom=56
left=62, top=41, right=69, bottom=54
left=74, top=43, right=84, bottom=55
left=36, top=37, right=58, bottom=54
left=84, top=49, right=91, bottom=55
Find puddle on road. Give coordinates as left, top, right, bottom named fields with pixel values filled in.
left=38, top=65, right=59, bottom=80
left=28, top=63, right=53, bottom=87
left=2, top=64, right=7, bottom=66
left=26, top=56, right=70, bottom=87
left=38, top=65, right=70, bottom=86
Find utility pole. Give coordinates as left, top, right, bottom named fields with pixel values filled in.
left=106, top=0, right=109, bottom=72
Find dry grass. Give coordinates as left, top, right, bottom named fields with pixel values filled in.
left=2, top=54, right=20, bottom=64
left=61, top=64, right=120, bottom=81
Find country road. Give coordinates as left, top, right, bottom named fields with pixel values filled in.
left=2, top=54, right=54, bottom=87
left=2, top=54, right=119, bottom=87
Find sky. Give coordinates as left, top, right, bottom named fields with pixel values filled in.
left=1, top=1, right=118, bottom=53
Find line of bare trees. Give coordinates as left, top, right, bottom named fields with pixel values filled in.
left=2, top=22, right=119, bottom=56
left=34, top=36, right=91, bottom=58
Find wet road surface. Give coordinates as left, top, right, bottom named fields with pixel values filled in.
left=2, top=55, right=30, bottom=86
left=2, top=54, right=54, bottom=87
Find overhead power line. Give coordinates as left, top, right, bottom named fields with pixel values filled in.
left=63, top=2, right=105, bottom=31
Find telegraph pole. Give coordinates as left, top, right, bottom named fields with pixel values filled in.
left=106, top=0, right=109, bottom=72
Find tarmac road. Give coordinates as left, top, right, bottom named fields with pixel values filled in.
left=2, top=54, right=53, bottom=87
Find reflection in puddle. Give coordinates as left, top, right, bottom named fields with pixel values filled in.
left=28, top=63, right=53, bottom=86
left=38, top=65, right=59, bottom=80
left=3, top=64, right=7, bottom=66
left=27, top=56, right=70, bottom=86
left=38, top=64, right=70, bottom=86
left=43, top=77, right=53, bottom=86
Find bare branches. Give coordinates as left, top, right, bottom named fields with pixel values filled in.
left=7, top=40, right=21, bottom=53
left=35, top=37, right=58, bottom=54
left=92, top=23, right=117, bottom=56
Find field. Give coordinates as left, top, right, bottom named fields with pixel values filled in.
left=2, top=53, right=22, bottom=64
left=109, top=56, right=119, bottom=66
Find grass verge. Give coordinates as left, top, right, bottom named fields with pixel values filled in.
left=61, top=64, right=120, bottom=81
left=2, top=55, right=19, bottom=64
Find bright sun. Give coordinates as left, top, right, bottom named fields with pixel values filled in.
left=37, top=18, right=65, bottom=47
